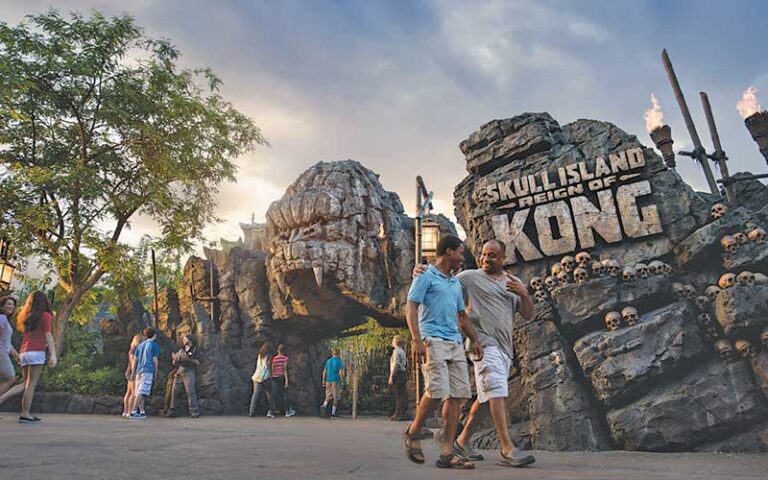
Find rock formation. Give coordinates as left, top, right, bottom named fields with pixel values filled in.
left=455, top=112, right=768, bottom=452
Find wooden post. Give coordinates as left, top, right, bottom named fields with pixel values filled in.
left=352, top=349, right=359, bottom=419
left=208, top=260, right=215, bottom=321
left=151, top=249, right=159, bottom=327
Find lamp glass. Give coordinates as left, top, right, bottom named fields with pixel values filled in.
left=422, top=224, right=440, bottom=252
left=0, top=261, right=15, bottom=289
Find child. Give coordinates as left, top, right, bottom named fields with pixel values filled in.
left=321, top=349, right=344, bottom=418
left=270, top=344, right=296, bottom=418
left=121, top=333, right=144, bottom=418
left=130, top=327, right=159, bottom=419
left=249, top=343, right=273, bottom=417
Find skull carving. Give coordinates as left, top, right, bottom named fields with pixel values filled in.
left=648, top=260, right=665, bottom=276
left=683, top=284, right=697, bottom=300
left=694, top=295, right=711, bottom=312
left=604, top=311, right=621, bottom=331
left=573, top=267, right=589, bottom=284
left=634, top=263, right=649, bottom=279
left=622, top=267, right=637, bottom=282
left=560, top=255, right=576, bottom=274
left=544, top=276, right=557, bottom=292
left=575, top=251, right=592, bottom=269
left=737, top=271, right=755, bottom=286
left=605, top=259, right=621, bottom=278
left=704, top=285, right=722, bottom=301
left=530, top=276, right=544, bottom=291
left=721, top=235, right=738, bottom=254
left=533, top=289, right=549, bottom=304
left=660, top=262, right=673, bottom=277
left=735, top=339, right=757, bottom=359
left=591, top=261, right=605, bottom=277
left=748, top=227, right=766, bottom=244
left=621, top=306, right=639, bottom=326
left=718, top=273, right=736, bottom=289
left=697, top=312, right=720, bottom=338
left=714, top=339, right=736, bottom=361
left=733, top=232, right=749, bottom=246
left=711, top=203, right=727, bottom=220
left=557, top=270, right=569, bottom=286
left=551, top=264, right=564, bottom=277
left=672, top=283, right=686, bottom=301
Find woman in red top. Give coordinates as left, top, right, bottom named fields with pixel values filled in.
left=15, top=291, right=57, bottom=423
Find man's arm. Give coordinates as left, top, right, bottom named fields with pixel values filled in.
left=322, top=367, right=326, bottom=386
left=458, top=311, right=483, bottom=360
left=284, top=361, right=289, bottom=386
left=506, top=275, right=533, bottom=320
left=406, top=300, right=426, bottom=363
left=153, top=356, right=158, bottom=373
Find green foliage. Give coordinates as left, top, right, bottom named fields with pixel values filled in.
left=0, top=9, right=265, bottom=341
left=41, top=324, right=125, bottom=395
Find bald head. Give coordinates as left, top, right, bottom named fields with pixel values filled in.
left=480, top=239, right=506, bottom=273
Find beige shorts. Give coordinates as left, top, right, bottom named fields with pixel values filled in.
left=324, top=381, right=340, bottom=402
left=472, top=345, right=510, bottom=404
left=422, top=337, right=471, bottom=400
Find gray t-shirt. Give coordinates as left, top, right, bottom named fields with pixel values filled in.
left=457, top=269, right=520, bottom=360
left=0, top=314, right=12, bottom=357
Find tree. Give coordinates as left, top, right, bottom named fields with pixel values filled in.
left=0, top=10, right=266, bottom=350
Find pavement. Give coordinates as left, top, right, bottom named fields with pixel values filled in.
left=0, top=414, right=766, bottom=480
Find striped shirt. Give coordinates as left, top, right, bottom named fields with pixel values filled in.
left=271, top=354, right=289, bottom=378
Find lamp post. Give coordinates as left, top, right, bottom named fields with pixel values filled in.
left=0, top=238, right=16, bottom=293
left=420, top=219, right=440, bottom=264
left=413, top=176, right=435, bottom=407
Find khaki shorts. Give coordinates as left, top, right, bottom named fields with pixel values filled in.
left=325, top=381, right=340, bottom=402
left=472, top=345, right=510, bottom=404
left=422, top=337, right=471, bottom=400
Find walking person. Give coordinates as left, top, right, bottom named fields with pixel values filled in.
left=413, top=239, right=536, bottom=467
left=130, top=327, right=160, bottom=419
left=0, top=291, right=57, bottom=423
left=249, top=342, right=273, bottom=417
left=167, top=333, right=201, bottom=418
left=388, top=335, right=408, bottom=421
left=270, top=344, right=296, bottom=417
left=0, top=296, right=19, bottom=398
left=402, top=235, right=483, bottom=469
left=321, top=349, right=344, bottom=418
left=121, top=333, right=144, bottom=418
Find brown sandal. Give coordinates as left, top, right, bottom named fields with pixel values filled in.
left=403, top=428, right=425, bottom=464
left=435, top=452, right=475, bottom=469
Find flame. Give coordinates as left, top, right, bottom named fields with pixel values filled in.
left=737, top=86, right=765, bottom=119
left=644, top=93, right=665, bottom=132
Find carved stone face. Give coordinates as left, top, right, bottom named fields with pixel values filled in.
left=557, top=270, right=569, bottom=286
left=705, top=285, right=722, bottom=301
left=737, top=271, right=755, bottom=286
left=604, top=311, right=621, bottom=331
left=530, top=276, right=544, bottom=291
left=735, top=339, right=756, bottom=359
left=560, top=255, right=576, bottom=274
left=551, top=263, right=564, bottom=277
left=683, top=284, right=697, bottom=300
left=721, top=235, right=738, bottom=254
left=575, top=251, right=591, bottom=269
left=544, top=275, right=557, bottom=291
left=714, top=339, right=735, bottom=361
left=591, top=261, right=605, bottom=277
left=711, top=203, right=727, bottom=219
left=733, top=232, right=749, bottom=246
left=606, top=259, right=621, bottom=277
left=622, top=267, right=637, bottom=282
left=672, top=282, right=686, bottom=301
left=694, top=295, right=711, bottom=311
left=718, top=273, right=736, bottom=289
left=573, top=267, right=588, bottom=284
left=621, top=306, right=638, bottom=326
left=748, top=227, right=766, bottom=244
left=634, top=263, right=649, bottom=279
left=533, top=289, right=548, bottom=304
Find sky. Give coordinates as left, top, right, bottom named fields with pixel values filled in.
left=3, top=0, right=768, bottom=252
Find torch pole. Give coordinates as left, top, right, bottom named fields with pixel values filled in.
left=700, top=92, right=736, bottom=204
left=151, top=249, right=159, bottom=326
left=413, top=177, right=422, bottom=406
left=661, top=49, right=719, bottom=195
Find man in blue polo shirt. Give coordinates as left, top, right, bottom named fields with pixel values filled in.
left=403, top=235, right=483, bottom=470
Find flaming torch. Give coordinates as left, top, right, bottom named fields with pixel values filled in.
left=646, top=94, right=676, bottom=169
left=738, top=87, right=768, bottom=164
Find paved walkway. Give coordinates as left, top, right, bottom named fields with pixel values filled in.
left=0, top=414, right=765, bottom=480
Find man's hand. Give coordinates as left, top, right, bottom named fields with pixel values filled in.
left=505, top=275, right=530, bottom=298
left=470, top=341, right=484, bottom=362
left=412, top=264, right=428, bottom=278
left=388, top=377, right=393, bottom=386
left=48, top=354, right=58, bottom=368
left=411, top=338, right=427, bottom=364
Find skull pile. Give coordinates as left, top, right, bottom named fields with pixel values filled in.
left=604, top=311, right=621, bottom=331
left=721, top=235, right=738, bottom=254
left=711, top=203, right=727, bottom=220
left=573, top=267, right=589, bottom=284
left=648, top=260, right=672, bottom=276
left=634, top=263, right=650, bottom=279
left=696, top=312, right=721, bottom=339
left=544, top=276, right=557, bottom=292
left=718, top=273, right=736, bottom=289
left=575, top=251, right=591, bottom=269
left=748, top=227, right=766, bottom=244
left=530, top=276, right=544, bottom=291
left=621, top=306, right=639, bottom=326
left=533, top=289, right=549, bottom=304
left=694, top=295, right=711, bottom=312
left=737, top=271, right=755, bottom=286
left=704, top=285, right=722, bottom=301
left=714, top=339, right=736, bottom=361
left=604, top=259, right=621, bottom=278
left=560, top=255, right=576, bottom=274
left=622, top=267, right=637, bottom=282
left=591, top=261, right=605, bottom=277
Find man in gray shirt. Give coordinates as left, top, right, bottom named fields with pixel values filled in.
left=414, top=239, right=535, bottom=467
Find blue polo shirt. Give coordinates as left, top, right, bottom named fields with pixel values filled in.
left=324, top=356, right=344, bottom=382
left=407, top=264, right=465, bottom=344
left=133, top=339, right=160, bottom=374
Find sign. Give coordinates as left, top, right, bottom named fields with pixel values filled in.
left=488, top=147, right=663, bottom=263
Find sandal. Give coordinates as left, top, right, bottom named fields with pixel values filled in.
left=403, top=428, right=425, bottom=464
left=435, top=452, right=475, bottom=469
